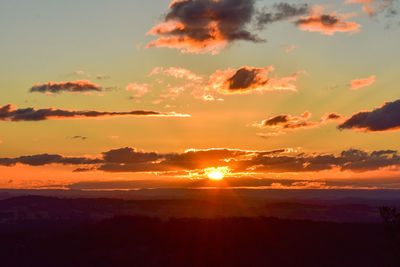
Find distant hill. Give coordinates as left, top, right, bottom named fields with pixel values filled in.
left=0, top=194, right=393, bottom=223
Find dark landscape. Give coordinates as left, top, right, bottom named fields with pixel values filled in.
left=0, top=189, right=399, bottom=266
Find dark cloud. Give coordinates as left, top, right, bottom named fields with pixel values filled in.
left=320, top=112, right=343, bottom=123
left=85, top=147, right=400, bottom=174
left=147, top=1, right=311, bottom=54
left=324, top=113, right=342, bottom=120
left=255, top=112, right=343, bottom=137
left=0, top=154, right=102, bottom=167
left=147, top=0, right=259, bottom=54
left=72, top=136, right=87, bottom=140
left=227, top=67, right=268, bottom=90
left=338, top=99, right=400, bottom=132
left=0, top=104, right=190, bottom=121
left=4, top=146, right=400, bottom=174
left=97, top=148, right=249, bottom=172
left=257, top=111, right=317, bottom=130
left=30, top=80, right=102, bottom=94
left=102, top=147, right=163, bottom=164
left=237, top=148, right=400, bottom=173
left=207, top=66, right=301, bottom=95
left=256, top=3, right=310, bottom=30
left=339, top=149, right=400, bottom=171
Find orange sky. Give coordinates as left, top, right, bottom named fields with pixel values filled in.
left=1, top=0, right=400, bottom=189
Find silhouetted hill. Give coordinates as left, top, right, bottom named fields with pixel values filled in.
left=0, top=195, right=390, bottom=223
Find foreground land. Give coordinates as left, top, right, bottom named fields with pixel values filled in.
left=0, top=191, right=399, bottom=266
left=0, top=214, right=398, bottom=267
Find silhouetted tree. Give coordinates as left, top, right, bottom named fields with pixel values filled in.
left=380, top=206, right=400, bottom=266
left=380, top=206, right=400, bottom=239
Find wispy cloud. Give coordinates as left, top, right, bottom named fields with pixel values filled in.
left=30, top=80, right=102, bottom=94
left=295, top=6, right=361, bottom=35
left=350, top=75, right=376, bottom=90
left=149, top=67, right=203, bottom=82
left=0, top=104, right=190, bottom=122
left=126, top=83, right=150, bottom=98
left=345, top=0, right=396, bottom=17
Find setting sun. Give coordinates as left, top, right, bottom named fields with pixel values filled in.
left=204, top=167, right=230, bottom=180
left=207, top=170, right=224, bottom=180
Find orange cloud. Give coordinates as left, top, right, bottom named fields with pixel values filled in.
left=204, top=66, right=302, bottom=96
left=345, top=0, right=395, bottom=16
left=147, top=21, right=229, bottom=55
left=296, top=6, right=361, bottom=35
left=350, top=75, right=376, bottom=90
left=149, top=67, right=203, bottom=82
left=153, top=86, right=186, bottom=104
left=255, top=112, right=343, bottom=136
left=125, top=83, right=149, bottom=98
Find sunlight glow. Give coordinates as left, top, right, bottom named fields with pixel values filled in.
left=204, top=167, right=230, bottom=180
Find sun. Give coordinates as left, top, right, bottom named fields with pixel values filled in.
left=204, top=167, right=230, bottom=180
left=207, top=170, right=224, bottom=180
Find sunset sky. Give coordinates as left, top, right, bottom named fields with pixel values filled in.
left=1, top=0, right=400, bottom=190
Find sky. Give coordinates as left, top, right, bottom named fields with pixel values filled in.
left=1, top=0, right=400, bottom=190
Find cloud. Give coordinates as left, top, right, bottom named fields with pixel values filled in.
left=256, top=111, right=316, bottom=130
left=0, top=154, right=102, bottom=167
left=321, top=112, right=343, bottom=122
left=147, top=1, right=311, bottom=54
left=153, top=86, right=186, bottom=104
left=295, top=6, right=361, bottom=35
left=97, top=147, right=250, bottom=173
left=254, top=111, right=343, bottom=136
left=149, top=67, right=203, bottom=82
left=144, top=65, right=302, bottom=102
left=148, top=67, right=205, bottom=103
left=345, top=0, right=396, bottom=17
left=125, top=83, right=149, bottom=98
left=350, top=75, right=376, bottom=90
left=0, top=104, right=190, bottom=122
left=102, top=147, right=163, bottom=164
left=30, top=80, right=102, bottom=94
left=237, top=148, right=400, bottom=173
left=71, top=136, right=87, bottom=140
left=146, top=0, right=261, bottom=54
left=285, top=44, right=297, bottom=52
left=94, top=146, right=394, bottom=174
left=96, top=74, right=111, bottom=80
left=338, top=99, right=400, bottom=132
left=5, top=146, right=400, bottom=175
left=256, top=3, right=310, bottom=30
left=204, top=66, right=302, bottom=96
